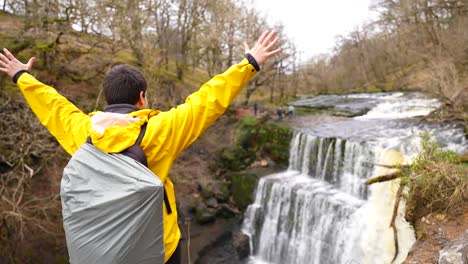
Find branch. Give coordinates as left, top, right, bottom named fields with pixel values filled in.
left=375, top=163, right=410, bottom=169
left=23, top=164, right=34, bottom=178
left=390, top=184, right=404, bottom=263
left=366, top=171, right=401, bottom=185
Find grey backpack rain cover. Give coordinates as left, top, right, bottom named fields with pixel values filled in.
left=61, top=143, right=165, bottom=264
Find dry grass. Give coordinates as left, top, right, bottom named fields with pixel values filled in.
left=404, top=133, right=468, bottom=223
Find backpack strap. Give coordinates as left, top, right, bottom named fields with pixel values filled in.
left=120, top=123, right=148, bottom=167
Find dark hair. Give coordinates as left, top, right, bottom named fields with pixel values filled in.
left=103, top=64, right=147, bottom=105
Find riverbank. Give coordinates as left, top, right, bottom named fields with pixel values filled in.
left=404, top=211, right=468, bottom=263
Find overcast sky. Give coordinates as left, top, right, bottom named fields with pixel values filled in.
left=253, top=0, right=377, bottom=61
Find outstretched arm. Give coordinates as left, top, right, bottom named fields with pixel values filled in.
left=0, top=48, right=91, bottom=155
left=145, top=31, right=282, bottom=161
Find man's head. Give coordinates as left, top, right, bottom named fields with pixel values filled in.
left=103, top=64, right=147, bottom=108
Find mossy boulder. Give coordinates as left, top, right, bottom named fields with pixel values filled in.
left=218, top=116, right=292, bottom=171
left=195, top=202, right=217, bottom=224
left=227, top=172, right=258, bottom=211
left=214, top=181, right=230, bottom=203
left=219, top=146, right=255, bottom=171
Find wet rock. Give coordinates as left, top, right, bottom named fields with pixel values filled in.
left=232, top=231, right=250, bottom=260
left=214, top=182, right=230, bottom=202
left=195, top=202, right=217, bottom=224
left=205, top=197, right=218, bottom=208
left=189, top=193, right=202, bottom=213
left=199, top=181, right=216, bottom=199
left=195, top=231, right=240, bottom=264
left=291, top=94, right=377, bottom=117
left=249, top=159, right=269, bottom=168
left=438, top=231, right=468, bottom=264
left=217, top=203, right=240, bottom=218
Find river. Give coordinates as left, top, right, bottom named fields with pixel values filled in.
left=241, top=92, right=467, bottom=264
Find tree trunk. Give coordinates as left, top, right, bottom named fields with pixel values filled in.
left=244, top=86, right=254, bottom=106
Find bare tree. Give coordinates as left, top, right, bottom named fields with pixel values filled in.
left=174, top=0, right=203, bottom=80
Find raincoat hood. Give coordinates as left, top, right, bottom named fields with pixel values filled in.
left=88, top=104, right=158, bottom=153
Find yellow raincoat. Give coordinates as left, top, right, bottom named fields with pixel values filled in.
left=16, top=58, right=258, bottom=262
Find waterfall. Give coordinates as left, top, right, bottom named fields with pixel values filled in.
left=242, top=92, right=466, bottom=264
left=242, top=132, right=419, bottom=264
left=288, top=133, right=373, bottom=199
left=243, top=134, right=380, bottom=264
left=243, top=172, right=364, bottom=264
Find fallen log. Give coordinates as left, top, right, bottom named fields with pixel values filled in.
left=366, top=171, right=401, bottom=185
left=375, top=163, right=411, bottom=169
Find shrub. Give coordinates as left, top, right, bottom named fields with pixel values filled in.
left=218, top=116, right=292, bottom=171
left=405, top=132, right=468, bottom=223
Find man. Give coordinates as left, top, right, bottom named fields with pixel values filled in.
left=287, top=105, right=295, bottom=118
left=253, top=101, right=258, bottom=116
left=277, top=106, right=284, bottom=120
left=0, top=31, right=281, bottom=263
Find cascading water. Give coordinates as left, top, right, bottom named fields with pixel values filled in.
left=242, top=92, right=467, bottom=264
left=288, top=134, right=373, bottom=198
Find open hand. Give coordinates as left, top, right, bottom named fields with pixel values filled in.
left=244, top=30, right=282, bottom=65
left=0, top=48, right=37, bottom=78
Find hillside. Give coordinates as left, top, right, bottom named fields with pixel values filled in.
left=0, top=10, right=292, bottom=263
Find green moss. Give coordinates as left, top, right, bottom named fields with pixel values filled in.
left=365, top=85, right=383, bottom=93
left=195, top=203, right=217, bottom=224
left=219, top=116, right=292, bottom=171
left=260, top=123, right=293, bottom=167
left=35, top=39, right=56, bottom=52
left=113, top=49, right=139, bottom=65
left=0, top=35, right=34, bottom=57
left=219, top=146, right=255, bottom=171
left=228, top=172, right=258, bottom=210
left=295, top=106, right=323, bottom=115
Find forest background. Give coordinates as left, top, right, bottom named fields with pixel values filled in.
left=0, top=0, right=467, bottom=263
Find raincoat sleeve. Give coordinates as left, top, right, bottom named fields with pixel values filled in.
left=16, top=73, right=91, bottom=155
left=146, top=57, right=258, bottom=159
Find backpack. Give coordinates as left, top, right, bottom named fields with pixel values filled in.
left=61, top=123, right=165, bottom=264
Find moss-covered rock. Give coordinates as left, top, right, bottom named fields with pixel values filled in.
left=219, top=146, right=255, bottom=171
left=218, top=116, right=292, bottom=171
left=199, top=180, right=216, bottom=199
left=214, top=181, right=230, bottom=203
left=195, top=202, right=217, bottom=224
left=227, top=172, right=258, bottom=211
